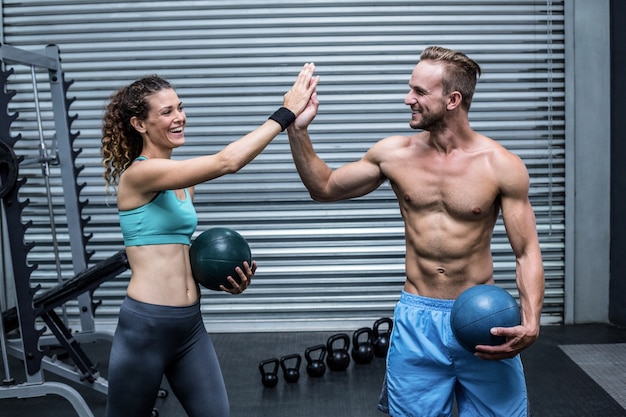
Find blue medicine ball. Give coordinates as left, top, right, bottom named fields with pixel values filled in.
left=450, top=284, right=521, bottom=353
left=189, top=227, right=251, bottom=291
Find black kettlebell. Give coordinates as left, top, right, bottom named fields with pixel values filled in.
left=280, top=353, right=302, bottom=383
left=305, top=344, right=327, bottom=378
left=373, top=317, right=393, bottom=358
left=351, top=327, right=375, bottom=364
left=259, top=357, right=279, bottom=388
left=326, top=333, right=350, bottom=371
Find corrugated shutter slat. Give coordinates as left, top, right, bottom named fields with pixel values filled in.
left=1, top=0, right=565, bottom=332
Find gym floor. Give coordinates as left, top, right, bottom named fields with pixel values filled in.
left=1, top=324, right=626, bottom=417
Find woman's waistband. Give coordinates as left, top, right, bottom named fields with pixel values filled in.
left=121, top=295, right=201, bottom=319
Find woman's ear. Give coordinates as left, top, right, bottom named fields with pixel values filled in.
left=446, top=91, right=463, bottom=110
left=130, top=116, right=146, bottom=133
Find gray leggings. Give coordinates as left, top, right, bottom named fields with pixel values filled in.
left=105, top=296, right=229, bottom=417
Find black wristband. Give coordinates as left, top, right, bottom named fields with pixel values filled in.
left=268, top=107, right=296, bottom=131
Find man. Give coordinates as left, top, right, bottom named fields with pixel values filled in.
left=287, top=46, right=544, bottom=416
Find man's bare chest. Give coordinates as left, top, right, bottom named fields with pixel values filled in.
left=387, top=164, right=500, bottom=221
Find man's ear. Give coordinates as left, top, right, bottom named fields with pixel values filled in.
left=446, top=91, right=463, bottom=110
left=130, top=116, right=146, bottom=133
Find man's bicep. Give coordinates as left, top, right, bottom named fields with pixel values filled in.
left=501, top=194, right=540, bottom=258
left=498, top=162, right=537, bottom=252
left=328, top=157, right=385, bottom=200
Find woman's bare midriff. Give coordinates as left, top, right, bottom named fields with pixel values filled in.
left=125, top=244, right=200, bottom=306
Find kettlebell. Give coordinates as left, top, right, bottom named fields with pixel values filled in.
left=326, top=333, right=350, bottom=371
left=259, top=357, right=279, bottom=388
left=351, top=327, right=375, bottom=364
left=373, top=317, right=393, bottom=358
left=304, top=344, right=327, bottom=378
left=280, top=353, right=302, bottom=383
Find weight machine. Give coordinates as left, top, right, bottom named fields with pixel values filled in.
left=0, top=44, right=129, bottom=416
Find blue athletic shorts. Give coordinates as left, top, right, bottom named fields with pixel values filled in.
left=381, top=291, right=528, bottom=417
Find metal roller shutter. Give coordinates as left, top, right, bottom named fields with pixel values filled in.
left=1, top=0, right=565, bottom=332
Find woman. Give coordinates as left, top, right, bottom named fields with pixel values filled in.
left=101, top=63, right=318, bottom=417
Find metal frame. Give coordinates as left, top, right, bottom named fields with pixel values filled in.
left=0, top=43, right=128, bottom=417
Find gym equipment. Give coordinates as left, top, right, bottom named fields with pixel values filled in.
left=0, top=44, right=133, bottom=417
left=450, top=284, right=521, bottom=352
left=351, top=327, right=375, bottom=365
left=30, top=64, right=68, bottom=326
left=259, top=358, right=279, bottom=388
left=280, top=353, right=301, bottom=383
left=189, top=227, right=252, bottom=291
left=0, top=281, right=14, bottom=386
left=2, top=251, right=129, bottom=333
left=304, top=344, right=326, bottom=378
left=0, top=141, right=18, bottom=199
left=373, top=317, right=393, bottom=358
left=326, top=333, right=350, bottom=372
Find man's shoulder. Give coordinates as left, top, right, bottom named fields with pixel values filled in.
left=477, top=134, right=524, bottom=163
left=375, top=132, right=428, bottom=150
left=480, top=137, right=530, bottom=193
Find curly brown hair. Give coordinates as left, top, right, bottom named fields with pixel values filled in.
left=101, top=75, right=173, bottom=192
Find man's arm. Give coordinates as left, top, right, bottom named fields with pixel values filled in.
left=286, top=91, right=386, bottom=202
left=476, top=151, right=545, bottom=360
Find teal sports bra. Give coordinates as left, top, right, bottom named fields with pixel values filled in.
left=119, top=158, right=197, bottom=247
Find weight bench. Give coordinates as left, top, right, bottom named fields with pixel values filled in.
left=2, top=250, right=129, bottom=384
left=2, top=250, right=129, bottom=335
